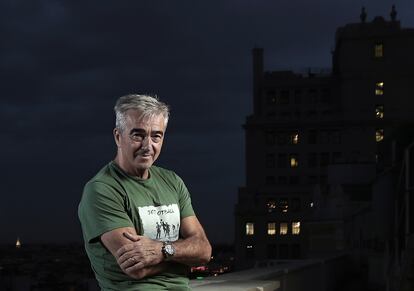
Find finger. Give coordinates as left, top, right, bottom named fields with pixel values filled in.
left=125, top=260, right=145, bottom=272
left=120, top=256, right=140, bottom=269
left=118, top=249, right=140, bottom=265
left=116, top=243, right=135, bottom=257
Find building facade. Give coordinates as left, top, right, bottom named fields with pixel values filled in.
left=235, top=8, right=414, bottom=269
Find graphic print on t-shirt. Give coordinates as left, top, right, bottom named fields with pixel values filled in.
left=138, top=204, right=180, bottom=242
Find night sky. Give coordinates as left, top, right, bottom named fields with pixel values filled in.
left=2, top=0, right=413, bottom=245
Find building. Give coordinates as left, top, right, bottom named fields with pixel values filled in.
left=235, top=6, right=414, bottom=273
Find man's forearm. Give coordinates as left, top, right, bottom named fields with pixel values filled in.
left=128, top=262, right=169, bottom=280
left=171, top=234, right=211, bottom=266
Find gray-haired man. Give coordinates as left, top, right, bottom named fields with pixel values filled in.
left=78, top=94, right=211, bottom=290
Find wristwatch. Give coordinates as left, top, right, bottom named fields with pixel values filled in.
left=162, top=241, right=175, bottom=260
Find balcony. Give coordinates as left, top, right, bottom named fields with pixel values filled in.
left=191, top=254, right=349, bottom=291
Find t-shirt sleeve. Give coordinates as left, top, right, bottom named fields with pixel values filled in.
left=176, top=175, right=195, bottom=219
left=78, top=181, right=134, bottom=243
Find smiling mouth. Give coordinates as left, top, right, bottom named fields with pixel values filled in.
left=137, top=153, right=152, bottom=158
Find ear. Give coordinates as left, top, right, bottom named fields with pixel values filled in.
left=113, top=128, right=121, bottom=148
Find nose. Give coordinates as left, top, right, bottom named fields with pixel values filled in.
left=141, top=135, right=152, bottom=150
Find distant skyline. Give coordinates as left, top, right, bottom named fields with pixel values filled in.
left=2, top=0, right=414, bottom=244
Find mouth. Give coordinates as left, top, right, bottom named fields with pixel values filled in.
left=136, top=152, right=153, bottom=159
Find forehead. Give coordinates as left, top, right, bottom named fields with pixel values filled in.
left=124, top=109, right=166, bottom=130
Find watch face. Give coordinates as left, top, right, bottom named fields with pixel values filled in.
left=165, top=244, right=174, bottom=255
left=162, top=242, right=175, bottom=259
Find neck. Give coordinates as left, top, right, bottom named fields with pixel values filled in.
left=113, top=156, right=149, bottom=179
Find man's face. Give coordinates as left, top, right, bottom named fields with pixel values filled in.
left=114, top=109, right=166, bottom=178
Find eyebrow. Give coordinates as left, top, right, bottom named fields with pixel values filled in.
left=129, top=128, right=164, bottom=136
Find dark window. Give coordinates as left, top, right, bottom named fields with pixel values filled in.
left=276, top=133, right=287, bottom=145
left=266, top=154, right=276, bottom=168
left=289, top=176, right=300, bottom=185
left=321, top=88, right=331, bottom=103
left=308, top=130, right=317, bottom=144
left=280, top=90, right=290, bottom=104
left=332, top=130, right=341, bottom=144
left=265, top=131, right=276, bottom=145
left=308, top=153, right=317, bottom=168
left=320, top=131, right=329, bottom=144
left=294, top=90, right=302, bottom=104
left=278, top=153, right=287, bottom=168
left=292, top=244, right=301, bottom=259
left=291, top=198, right=301, bottom=211
left=308, top=175, right=318, bottom=184
left=246, top=245, right=255, bottom=260
left=279, top=244, right=289, bottom=259
left=266, top=176, right=276, bottom=185
left=278, top=176, right=288, bottom=185
left=374, top=43, right=384, bottom=58
left=332, top=152, right=342, bottom=164
left=267, top=244, right=277, bottom=259
left=266, top=90, right=277, bottom=104
left=320, top=152, right=330, bottom=167
left=308, top=89, right=318, bottom=104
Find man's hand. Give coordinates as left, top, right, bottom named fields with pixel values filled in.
left=115, top=232, right=164, bottom=275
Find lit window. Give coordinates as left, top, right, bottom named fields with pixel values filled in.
left=291, top=132, right=299, bottom=144
left=376, top=105, right=384, bottom=119
left=280, top=223, right=288, bottom=235
left=375, top=82, right=384, bottom=95
left=376, top=129, right=384, bottom=142
left=267, top=222, right=276, bottom=235
left=246, top=222, right=254, bottom=235
left=279, top=199, right=288, bottom=213
left=374, top=43, right=383, bottom=58
left=290, top=154, right=299, bottom=167
left=292, top=222, right=301, bottom=235
left=267, top=200, right=277, bottom=213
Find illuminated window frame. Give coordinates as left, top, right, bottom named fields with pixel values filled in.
left=267, top=222, right=276, bottom=236
left=376, top=129, right=384, bottom=142
left=279, top=199, right=289, bottom=213
left=374, top=43, right=384, bottom=58
left=375, top=82, right=384, bottom=96
left=290, top=154, right=299, bottom=168
left=245, top=222, right=254, bottom=236
left=280, top=222, right=288, bottom=235
left=291, top=131, right=299, bottom=145
left=375, top=105, right=384, bottom=119
left=292, top=222, right=301, bottom=235
left=267, top=200, right=277, bottom=213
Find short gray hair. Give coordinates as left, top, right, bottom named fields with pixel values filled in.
left=114, top=94, right=170, bottom=132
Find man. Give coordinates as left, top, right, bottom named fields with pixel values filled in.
left=78, top=94, right=211, bottom=290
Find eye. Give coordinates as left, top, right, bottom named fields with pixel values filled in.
left=151, top=134, right=163, bottom=143
left=130, top=133, right=144, bottom=142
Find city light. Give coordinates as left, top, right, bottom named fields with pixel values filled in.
left=15, top=237, right=21, bottom=248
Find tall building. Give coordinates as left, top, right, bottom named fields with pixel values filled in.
left=235, top=7, right=414, bottom=269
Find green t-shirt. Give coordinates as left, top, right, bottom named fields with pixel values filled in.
left=78, top=162, right=195, bottom=291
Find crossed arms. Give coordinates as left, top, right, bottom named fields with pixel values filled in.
left=101, top=215, right=212, bottom=279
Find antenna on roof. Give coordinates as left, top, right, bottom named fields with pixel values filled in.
left=390, top=5, right=397, bottom=21
left=360, top=7, right=367, bottom=23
